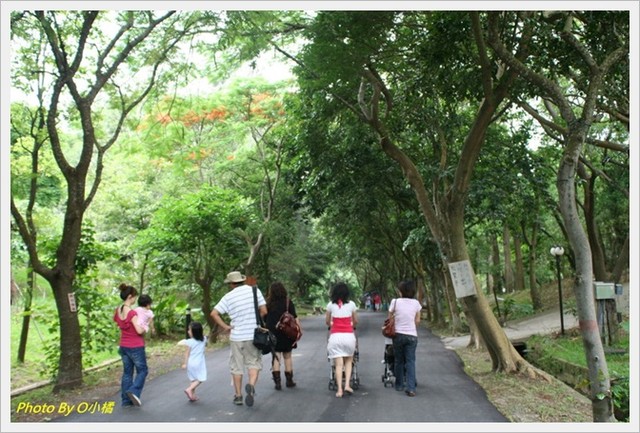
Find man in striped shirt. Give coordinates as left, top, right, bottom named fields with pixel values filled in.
left=211, top=271, right=267, bottom=407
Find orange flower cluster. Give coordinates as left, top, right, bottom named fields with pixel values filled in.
left=205, top=107, right=227, bottom=121
left=156, top=113, right=173, bottom=125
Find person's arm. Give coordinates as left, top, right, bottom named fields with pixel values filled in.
left=295, top=318, right=303, bottom=336
left=210, top=308, right=232, bottom=331
left=351, top=308, right=358, bottom=328
left=325, top=309, right=332, bottom=328
left=258, top=304, right=268, bottom=321
left=130, top=313, right=145, bottom=335
left=182, top=345, right=191, bottom=369
left=148, top=317, right=156, bottom=335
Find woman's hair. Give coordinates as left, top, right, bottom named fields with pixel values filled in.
left=266, top=281, right=287, bottom=310
left=398, top=280, right=416, bottom=298
left=330, top=282, right=350, bottom=304
left=189, top=321, right=204, bottom=342
left=118, top=283, right=138, bottom=301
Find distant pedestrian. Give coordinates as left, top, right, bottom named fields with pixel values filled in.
left=373, top=293, right=382, bottom=312
left=210, top=271, right=267, bottom=407
left=389, top=279, right=422, bottom=397
left=265, top=281, right=302, bottom=390
left=113, top=283, right=147, bottom=407
left=134, top=294, right=155, bottom=334
left=180, top=321, right=207, bottom=402
left=326, top=282, right=358, bottom=398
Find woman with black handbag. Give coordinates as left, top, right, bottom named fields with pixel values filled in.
left=390, top=279, right=422, bottom=397
left=265, top=282, right=302, bottom=389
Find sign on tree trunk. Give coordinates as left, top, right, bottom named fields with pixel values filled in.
left=448, top=260, right=476, bottom=298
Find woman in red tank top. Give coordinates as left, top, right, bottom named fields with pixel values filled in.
left=114, top=283, right=147, bottom=407
left=326, top=282, right=358, bottom=398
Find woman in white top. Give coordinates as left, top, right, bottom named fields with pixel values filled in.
left=326, top=282, right=358, bottom=398
left=389, top=279, right=422, bottom=396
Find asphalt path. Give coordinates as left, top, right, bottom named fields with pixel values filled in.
left=54, top=310, right=507, bottom=424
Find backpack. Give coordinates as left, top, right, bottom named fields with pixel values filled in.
left=276, top=298, right=301, bottom=342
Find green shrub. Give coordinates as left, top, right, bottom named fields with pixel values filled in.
left=493, top=296, right=534, bottom=322
left=527, top=332, right=629, bottom=422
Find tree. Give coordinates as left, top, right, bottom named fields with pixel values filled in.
left=10, top=10, right=204, bottom=390
left=137, top=186, right=249, bottom=338
left=290, top=11, right=546, bottom=375
left=135, top=77, right=296, bottom=282
left=487, top=10, right=628, bottom=421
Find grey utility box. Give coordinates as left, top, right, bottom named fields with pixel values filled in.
left=594, top=282, right=616, bottom=300
left=615, top=283, right=623, bottom=295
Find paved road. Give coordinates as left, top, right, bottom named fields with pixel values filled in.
left=441, top=308, right=579, bottom=349
left=54, top=311, right=507, bottom=424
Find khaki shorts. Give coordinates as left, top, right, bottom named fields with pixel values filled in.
left=229, top=340, right=263, bottom=375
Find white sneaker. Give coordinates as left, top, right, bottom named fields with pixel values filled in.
left=126, top=391, right=142, bottom=407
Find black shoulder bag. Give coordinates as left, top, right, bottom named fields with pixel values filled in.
left=252, top=286, right=277, bottom=354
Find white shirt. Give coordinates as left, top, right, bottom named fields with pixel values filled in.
left=214, top=284, right=266, bottom=342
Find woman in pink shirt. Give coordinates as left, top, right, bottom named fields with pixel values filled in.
left=113, top=283, right=147, bottom=407
left=326, top=282, right=358, bottom=398
left=389, top=279, right=422, bottom=397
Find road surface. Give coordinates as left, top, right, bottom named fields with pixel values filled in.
left=53, top=311, right=507, bottom=425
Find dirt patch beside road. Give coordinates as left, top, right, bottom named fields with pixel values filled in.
left=455, top=346, right=593, bottom=422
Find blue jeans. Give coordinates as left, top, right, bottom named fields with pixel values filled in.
left=393, top=333, right=418, bottom=392
left=118, top=346, right=148, bottom=405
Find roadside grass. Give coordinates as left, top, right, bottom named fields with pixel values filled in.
left=10, top=308, right=117, bottom=389
left=455, top=346, right=593, bottom=422
left=527, top=325, right=630, bottom=422
left=450, top=280, right=630, bottom=423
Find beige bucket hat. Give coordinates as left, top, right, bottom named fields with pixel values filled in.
left=224, top=271, right=246, bottom=283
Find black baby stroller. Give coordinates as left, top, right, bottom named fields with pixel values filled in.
left=328, top=338, right=360, bottom=392
left=381, top=341, right=395, bottom=387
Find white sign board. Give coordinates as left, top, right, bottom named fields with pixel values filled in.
left=68, top=293, right=77, bottom=312
left=448, top=260, right=476, bottom=298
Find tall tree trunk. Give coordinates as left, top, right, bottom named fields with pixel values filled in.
left=428, top=269, right=445, bottom=327
left=558, top=131, right=614, bottom=421
left=442, top=266, right=463, bottom=332
left=502, top=225, right=514, bottom=292
left=513, top=233, right=525, bottom=291
left=491, top=234, right=502, bottom=296
left=415, top=263, right=432, bottom=322
left=17, top=272, right=33, bottom=363
left=582, top=170, right=608, bottom=281
left=525, top=221, right=543, bottom=311
left=610, top=235, right=629, bottom=283
left=48, top=273, right=83, bottom=391
left=196, top=268, right=217, bottom=342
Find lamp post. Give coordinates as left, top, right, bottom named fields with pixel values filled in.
left=185, top=306, right=192, bottom=339
left=550, top=246, right=565, bottom=336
